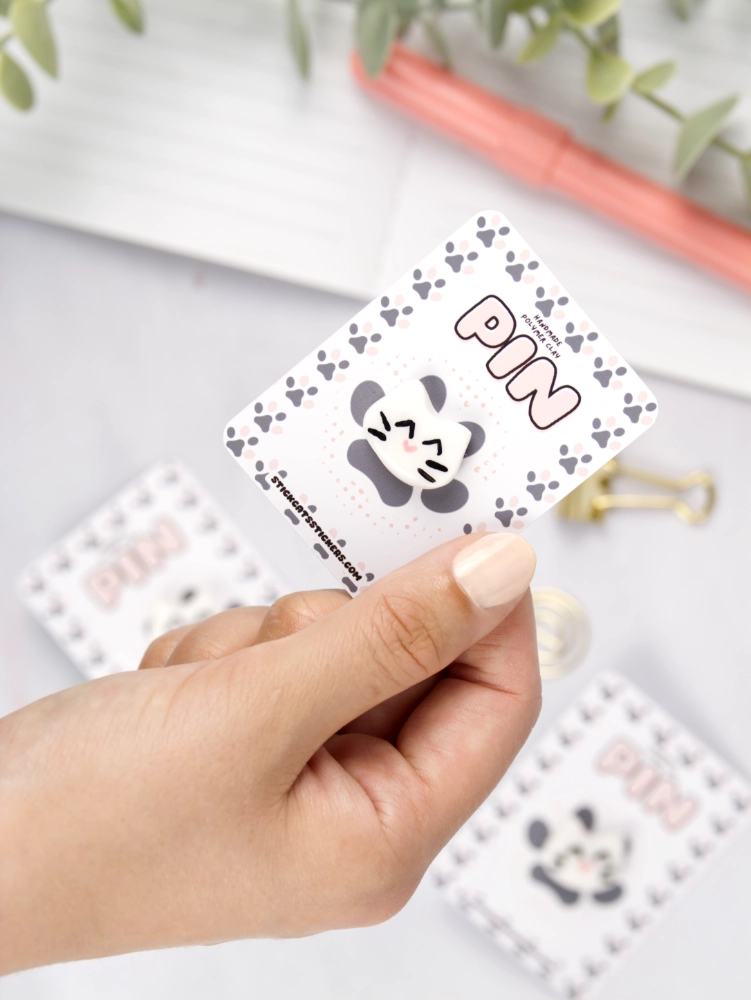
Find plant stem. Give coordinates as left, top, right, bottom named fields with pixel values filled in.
left=637, top=90, right=683, bottom=123
left=333, top=0, right=750, bottom=169
left=632, top=82, right=747, bottom=160
left=566, top=22, right=596, bottom=54
left=564, top=19, right=748, bottom=163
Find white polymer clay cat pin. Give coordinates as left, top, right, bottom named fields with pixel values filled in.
left=361, top=380, right=472, bottom=490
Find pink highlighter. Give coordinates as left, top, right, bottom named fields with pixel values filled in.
left=352, top=44, right=751, bottom=294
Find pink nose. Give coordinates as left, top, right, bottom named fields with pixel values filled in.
left=578, top=860, right=592, bottom=872
left=402, top=439, right=418, bottom=454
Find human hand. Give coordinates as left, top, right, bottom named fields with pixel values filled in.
left=0, top=532, right=539, bottom=973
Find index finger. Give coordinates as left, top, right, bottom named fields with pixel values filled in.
left=232, top=532, right=536, bottom=769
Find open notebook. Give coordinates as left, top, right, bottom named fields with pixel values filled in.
left=0, top=0, right=749, bottom=396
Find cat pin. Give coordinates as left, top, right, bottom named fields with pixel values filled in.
left=362, top=380, right=471, bottom=490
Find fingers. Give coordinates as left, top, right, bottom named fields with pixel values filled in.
left=395, top=591, right=540, bottom=848
left=139, top=590, right=351, bottom=672
left=162, top=606, right=269, bottom=666
left=254, top=590, right=351, bottom=644
left=147, top=590, right=351, bottom=670
left=339, top=676, right=443, bottom=744
left=236, top=532, right=536, bottom=758
left=138, top=625, right=194, bottom=669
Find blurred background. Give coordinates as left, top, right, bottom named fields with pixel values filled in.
left=1, top=0, right=750, bottom=997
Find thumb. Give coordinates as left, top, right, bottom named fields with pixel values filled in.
left=243, top=532, right=536, bottom=756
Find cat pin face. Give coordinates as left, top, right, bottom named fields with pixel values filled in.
left=362, top=380, right=471, bottom=490
left=142, top=586, right=219, bottom=643
left=528, top=806, right=630, bottom=905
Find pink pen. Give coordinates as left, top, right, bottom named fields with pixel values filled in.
left=352, top=45, right=751, bottom=294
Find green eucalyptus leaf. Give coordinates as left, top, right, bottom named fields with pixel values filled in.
left=0, top=0, right=12, bottom=15
left=741, top=156, right=751, bottom=209
left=509, top=0, right=540, bottom=12
left=602, top=100, right=619, bottom=122
left=562, top=0, right=621, bottom=28
left=357, top=0, right=398, bottom=77
left=481, top=0, right=509, bottom=48
left=423, top=17, right=452, bottom=69
left=586, top=49, right=633, bottom=104
left=0, top=50, right=33, bottom=110
left=632, top=60, right=676, bottom=95
left=287, top=0, right=309, bottom=78
left=109, top=0, right=144, bottom=34
left=667, top=0, right=692, bottom=20
left=11, top=0, right=57, bottom=77
left=674, top=95, right=738, bottom=179
left=596, top=14, right=619, bottom=53
left=517, top=12, right=562, bottom=64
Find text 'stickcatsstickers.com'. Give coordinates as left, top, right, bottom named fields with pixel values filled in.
left=224, top=211, right=658, bottom=590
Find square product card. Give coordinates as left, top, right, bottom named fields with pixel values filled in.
left=18, top=460, right=286, bottom=680
left=432, top=672, right=751, bottom=998
left=224, top=211, right=658, bottom=592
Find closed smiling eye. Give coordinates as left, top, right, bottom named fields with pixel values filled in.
left=367, top=410, right=392, bottom=442
left=395, top=419, right=416, bottom=439
left=418, top=436, right=448, bottom=482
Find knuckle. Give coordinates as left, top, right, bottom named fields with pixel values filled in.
left=368, top=592, right=445, bottom=686
left=362, top=881, right=416, bottom=926
left=139, top=630, right=178, bottom=669
left=266, top=592, right=320, bottom=635
left=177, top=628, right=226, bottom=663
left=265, top=590, right=347, bottom=638
left=360, top=855, right=422, bottom=926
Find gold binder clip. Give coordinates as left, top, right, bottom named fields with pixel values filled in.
left=558, top=459, right=715, bottom=525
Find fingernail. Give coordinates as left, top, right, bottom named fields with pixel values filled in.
left=452, top=533, right=536, bottom=610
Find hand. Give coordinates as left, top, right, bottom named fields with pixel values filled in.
left=0, top=532, right=539, bottom=973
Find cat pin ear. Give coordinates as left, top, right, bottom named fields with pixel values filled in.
left=361, top=380, right=471, bottom=490
left=576, top=807, right=595, bottom=830
left=529, top=819, right=548, bottom=848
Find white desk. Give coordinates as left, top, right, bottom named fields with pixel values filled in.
left=2, top=210, right=750, bottom=1000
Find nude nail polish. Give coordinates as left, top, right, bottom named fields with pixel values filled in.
left=452, top=533, right=536, bottom=610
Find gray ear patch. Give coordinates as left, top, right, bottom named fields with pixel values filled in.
left=529, top=819, right=548, bottom=848
left=461, top=421, right=485, bottom=457
left=419, top=375, right=447, bottom=412
left=350, top=381, right=385, bottom=427
left=593, top=884, right=623, bottom=904
left=347, top=440, right=412, bottom=507
left=576, top=807, right=595, bottom=830
left=420, top=479, right=468, bottom=513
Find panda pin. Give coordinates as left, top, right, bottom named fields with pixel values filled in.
left=528, top=807, right=630, bottom=906
left=362, top=379, right=473, bottom=490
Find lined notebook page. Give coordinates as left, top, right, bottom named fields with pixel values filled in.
left=379, top=2, right=751, bottom=397
left=0, top=0, right=413, bottom=298
left=0, top=0, right=748, bottom=394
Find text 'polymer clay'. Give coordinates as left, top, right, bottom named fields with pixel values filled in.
left=455, top=294, right=581, bottom=429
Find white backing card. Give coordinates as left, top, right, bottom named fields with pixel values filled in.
left=225, top=211, right=658, bottom=592
left=432, top=671, right=751, bottom=998
left=1, top=0, right=749, bottom=398
left=17, top=460, right=286, bottom=679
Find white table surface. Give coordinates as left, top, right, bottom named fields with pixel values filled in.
left=2, top=209, right=750, bottom=999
